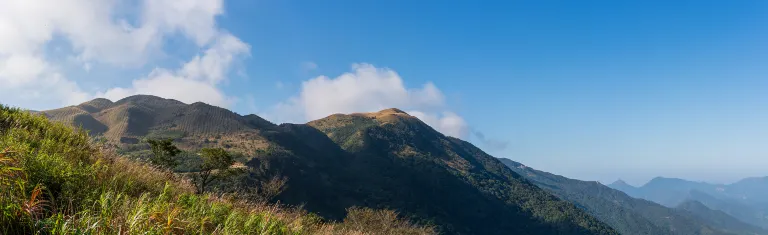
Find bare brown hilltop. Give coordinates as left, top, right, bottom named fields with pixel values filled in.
left=42, top=96, right=427, bottom=155
left=42, top=95, right=275, bottom=153
left=40, top=95, right=618, bottom=235
left=36, top=96, right=763, bottom=235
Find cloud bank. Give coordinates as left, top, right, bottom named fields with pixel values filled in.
left=0, top=0, right=248, bottom=109
left=271, top=63, right=469, bottom=138
left=0, top=1, right=483, bottom=142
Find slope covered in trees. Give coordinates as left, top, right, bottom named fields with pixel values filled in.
left=40, top=95, right=618, bottom=235
left=306, top=109, right=617, bottom=235
left=498, top=158, right=757, bottom=235
left=0, top=104, right=433, bottom=234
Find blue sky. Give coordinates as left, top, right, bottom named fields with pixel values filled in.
left=1, top=0, right=766, bottom=185
left=225, top=0, right=768, bottom=184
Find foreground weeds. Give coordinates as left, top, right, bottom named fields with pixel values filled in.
left=0, top=105, right=433, bottom=235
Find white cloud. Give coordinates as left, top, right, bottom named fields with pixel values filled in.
left=142, top=0, right=224, bottom=47
left=100, top=69, right=232, bottom=107
left=0, top=0, right=248, bottom=110
left=409, top=111, right=470, bottom=138
left=0, top=54, right=48, bottom=87
left=180, top=34, right=250, bottom=84
left=0, top=54, right=90, bottom=108
left=98, top=34, right=249, bottom=107
left=0, top=0, right=223, bottom=66
left=271, top=63, right=468, bottom=138
left=298, top=63, right=444, bottom=120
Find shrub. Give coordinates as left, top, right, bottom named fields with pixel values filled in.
left=0, top=105, right=434, bottom=235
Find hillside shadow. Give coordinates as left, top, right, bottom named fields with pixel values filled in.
left=246, top=123, right=599, bottom=235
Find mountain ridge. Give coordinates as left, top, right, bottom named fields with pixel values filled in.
left=41, top=95, right=618, bottom=235
left=498, top=157, right=766, bottom=235
left=676, top=200, right=768, bottom=235
left=609, top=175, right=768, bottom=229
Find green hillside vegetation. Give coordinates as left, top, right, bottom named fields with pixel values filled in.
left=676, top=200, right=768, bottom=235
left=0, top=105, right=433, bottom=234
left=305, top=109, right=618, bottom=235
left=40, top=96, right=619, bottom=235
left=498, top=158, right=749, bottom=235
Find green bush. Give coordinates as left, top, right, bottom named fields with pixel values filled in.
left=0, top=105, right=433, bottom=235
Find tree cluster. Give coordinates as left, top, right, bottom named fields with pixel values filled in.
left=146, top=139, right=286, bottom=198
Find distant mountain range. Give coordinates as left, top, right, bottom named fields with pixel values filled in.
left=676, top=200, right=768, bottom=235
left=40, top=95, right=617, bottom=235
left=609, top=177, right=768, bottom=230
left=499, top=158, right=768, bottom=235
left=39, top=95, right=768, bottom=235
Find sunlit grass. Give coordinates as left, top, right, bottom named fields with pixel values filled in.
left=0, top=105, right=433, bottom=235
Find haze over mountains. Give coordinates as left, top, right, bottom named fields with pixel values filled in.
left=36, top=95, right=768, bottom=235
left=609, top=176, right=768, bottom=230
left=2, top=0, right=765, bottom=233
left=499, top=158, right=768, bottom=235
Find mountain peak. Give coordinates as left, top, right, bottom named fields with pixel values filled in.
left=77, top=98, right=115, bottom=113
left=114, top=95, right=186, bottom=106
left=377, top=108, right=407, bottom=114
left=81, top=98, right=113, bottom=105
left=648, top=176, right=676, bottom=183
left=645, top=176, right=695, bottom=186
left=37, top=96, right=620, bottom=234
left=611, top=179, right=630, bottom=186
left=608, top=179, right=638, bottom=190
left=350, top=108, right=411, bottom=118
left=338, top=108, right=419, bottom=125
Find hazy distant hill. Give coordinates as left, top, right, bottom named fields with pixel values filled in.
left=727, top=177, right=768, bottom=205
left=618, top=177, right=715, bottom=207
left=676, top=200, right=768, bottom=235
left=608, top=176, right=768, bottom=229
left=608, top=179, right=640, bottom=197
left=42, top=95, right=618, bottom=235
left=686, top=190, right=768, bottom=230
left=499, top=158, right=763, bottom=235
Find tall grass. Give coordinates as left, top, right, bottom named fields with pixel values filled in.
left=0, top=105, right=433, bottom=235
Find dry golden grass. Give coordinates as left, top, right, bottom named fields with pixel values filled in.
left=3, top=104, right=436, bottom=235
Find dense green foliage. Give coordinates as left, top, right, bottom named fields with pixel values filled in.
left=304, top=111, right=618, bottom=235
left=0, top=105, right=433, bottom=235
left=40, top=96, right=616, bottom=235
left=147, top=138, right=182, bottom=170
left=498, top=158, right=752, bottom=235
left=191, top=147, right=238, bottom=194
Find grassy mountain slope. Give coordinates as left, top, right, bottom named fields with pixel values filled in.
left=0, top=104, right=433, bottom=234
left=676, top=200, right=768, bottom=235
left=41, top=96, right=618, bottom=235
left=307, top=109, right=618, bottom=235
left=498, top=158, right=741, bottom=235
left=43, top=95, right=272, bottom=154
